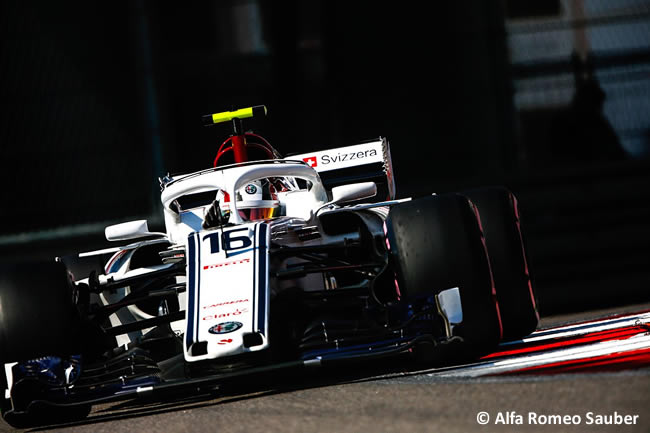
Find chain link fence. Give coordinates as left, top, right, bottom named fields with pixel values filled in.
left=506, top=0, right=650, bottom=165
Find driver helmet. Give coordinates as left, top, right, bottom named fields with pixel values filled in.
left=218, top=179, right=281, bottom=221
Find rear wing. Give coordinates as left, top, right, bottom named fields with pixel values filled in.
left=287, top=137, right=396, bottom=202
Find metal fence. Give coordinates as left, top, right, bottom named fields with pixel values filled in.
left=506, top=0, right=650, bottom=165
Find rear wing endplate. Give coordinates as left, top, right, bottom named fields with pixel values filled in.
left=287, top=137, right=396, bottom=202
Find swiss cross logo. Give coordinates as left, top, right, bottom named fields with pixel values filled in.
left=303, top=156, right=318, bottom=167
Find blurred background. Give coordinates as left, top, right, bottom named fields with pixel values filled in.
left=1, top=0, right=649, bottom=314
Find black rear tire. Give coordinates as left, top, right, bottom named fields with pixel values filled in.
left=462, top=187, right=539, bottom=340
left=385, top=194, right=502, bottom=355
left=0, top=261, right=83, bottom=363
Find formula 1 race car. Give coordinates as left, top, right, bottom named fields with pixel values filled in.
left=0, top=106, right=539, bottom=428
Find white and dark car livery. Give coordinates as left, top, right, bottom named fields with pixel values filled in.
left=0, top=106, right=538, bottom=428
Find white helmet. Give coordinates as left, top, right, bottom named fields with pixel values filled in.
left=219, top=179, right=281, bottom=221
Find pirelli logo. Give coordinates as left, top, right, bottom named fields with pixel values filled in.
left=203, top=258, right=250, bottom=270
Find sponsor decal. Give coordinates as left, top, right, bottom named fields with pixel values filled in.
left=203, top=258, right=250, bottom=270
left=245, top=184, right=257, bottom=194
left=321, top=148, right=377, bottom=165
left=208, top=321, right=243, bottom=334
left=303, top=156, right=317, bottom=167
left=291, top=142, right=384, bottom=173
left=203, top=307, right=249, bottom=321
left=202, top=299, right=249, bottom=310
left=217, top=338, right=233, bottom=345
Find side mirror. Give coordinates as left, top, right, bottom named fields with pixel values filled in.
left=105, top=220, right=164, bottom=242
left=331, top=182, right=377, bottom=204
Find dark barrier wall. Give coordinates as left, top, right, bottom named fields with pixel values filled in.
left=0, top=3, right=154, bottom=233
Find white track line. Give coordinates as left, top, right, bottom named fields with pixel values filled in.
left=433, top=333, right=650, bottom=378
left=430, top=323, right=650, bottom=378
left=501, top=311, right=650, bottom=346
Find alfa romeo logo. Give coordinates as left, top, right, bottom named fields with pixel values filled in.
left=245, top=184, right=257, bottom=194
left=209, top=321, right=243, bottom=334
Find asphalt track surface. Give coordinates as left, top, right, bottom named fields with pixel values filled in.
left=3, top=303, right=650, bottom=433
